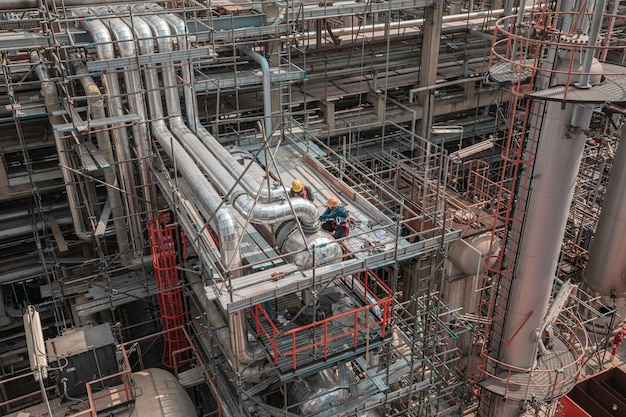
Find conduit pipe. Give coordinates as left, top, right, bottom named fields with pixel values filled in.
left=238, top=47, right=273, bottom=139
left=70, top=56, right=131, bottom=265
left=29, top=51, right=91, bottom=240
left=154, top=5, right=287, bottom=204
left=77, top=8, right=142, bottom=255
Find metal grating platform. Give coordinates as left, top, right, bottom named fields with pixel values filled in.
left=207, top=229, right=461, bottom=313
left=251, top=285, right=389, bottom=375
left=526, top=63, right=626, bottom=103
left=479, top=337, right=581, bottom=401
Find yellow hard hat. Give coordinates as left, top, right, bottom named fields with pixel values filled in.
left=292, top=179, right=303, bottom=193
left=325, top=197, right=339, bottom=207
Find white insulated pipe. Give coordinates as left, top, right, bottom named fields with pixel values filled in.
left=583, top=126, right=626, bottom=297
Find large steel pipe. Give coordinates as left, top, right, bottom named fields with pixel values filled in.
left=149, top=4, right=289, bottom=204
left=77, top=8, right=142, bottom=255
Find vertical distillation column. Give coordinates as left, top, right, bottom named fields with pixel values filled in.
left=475, top=1, right=614, bottom=415
left=147, top=216, right=188, bottom=368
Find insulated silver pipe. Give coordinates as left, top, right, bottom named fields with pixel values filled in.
left=98, top=10, right=156, bottom=218
left=238, top=47, right=273, bottom=139
left=77, top=8, right=142, bottom=254
left=136, top=10, right=267, bottom=364
left=115, top=12, right=241, bottom=272
left=30, top=51, right=91, bottom=240
left=143, top=4, right=318, bottom=226
left=233, top=195, right=319, bottom=225
left=70, top=56, right=131, bottom=265
left=152, top=5, right=287, bottom=204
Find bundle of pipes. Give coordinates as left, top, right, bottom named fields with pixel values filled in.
left=66, top=2, right=345, bottom=368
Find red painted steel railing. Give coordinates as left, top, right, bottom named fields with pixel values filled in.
left=86, top=368, right=134, bottom=415
left=147, top=215, right=188, bottom=368
left=251, top=270, right=394, bottom=370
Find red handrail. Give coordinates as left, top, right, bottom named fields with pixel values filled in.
left=251, top=270, right=394, bottom=370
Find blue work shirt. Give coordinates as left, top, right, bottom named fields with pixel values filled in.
left=319, top=206, right=349, bottom=222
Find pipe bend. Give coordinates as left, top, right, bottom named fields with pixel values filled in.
left=233, top=194, right=319, bottom=226
left=238, top=47, right=272, bottom=138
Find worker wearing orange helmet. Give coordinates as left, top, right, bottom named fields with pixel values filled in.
left=319, top=196, right=350, bottom=239
left=289, top=179, right=314, bottom=202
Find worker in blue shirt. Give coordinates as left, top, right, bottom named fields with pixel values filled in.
left=319, top=197, right=350, bottom=239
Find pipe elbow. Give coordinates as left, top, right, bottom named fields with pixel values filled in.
left=40, top=81, right=56, bottom=97
left=84, top=83, right=101, bottom=99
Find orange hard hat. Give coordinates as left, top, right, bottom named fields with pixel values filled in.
left=292, top=179, right=303, bottom=193
left=325, top=197, right=339, bottom=207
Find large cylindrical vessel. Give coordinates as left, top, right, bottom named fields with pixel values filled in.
left=583, top=126, right=626, bottom=297
left=500, top=100, right=587, bottom=368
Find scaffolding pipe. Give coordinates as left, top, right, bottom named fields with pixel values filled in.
left=301, top=6, right=536, bottom=40
left=70, top=57, right=132, bottom=265
left=78, top=8, right=142, bottom=255
left=29, top=51, right=91, bottom=241
left=0, top=0, right=114, bottom=9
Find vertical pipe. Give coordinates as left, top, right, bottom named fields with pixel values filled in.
left=500, top=100, right=587, bottom=369
left=71, top=58, right=132, bottom=265
left=30, top=51, right=91, bottom=240
left=578, top=0, right=607, bottom=89
left=570, top=0, right=606, bottom=129
left=98, top=11, right=156, bottom=219
left=78, top=9, right=142, bottom=255
left=238, top=47, right=273, bottom=139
